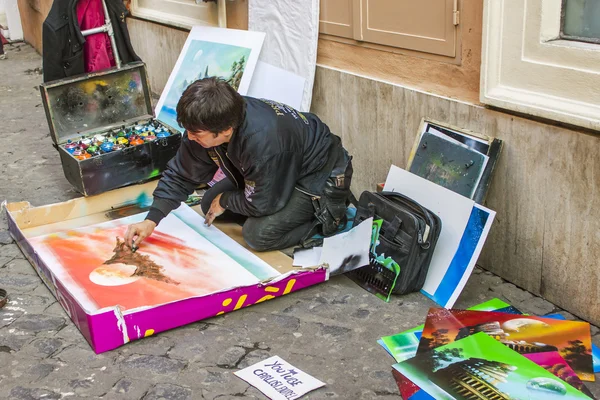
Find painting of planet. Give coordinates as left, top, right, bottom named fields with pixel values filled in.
left=418, top=308, right=595, bottom=381
left=27, top=207, right=279, bottom=313
left=394, top=333, right=590, bottom=400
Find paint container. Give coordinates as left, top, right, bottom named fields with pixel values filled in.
left=100, top=142, right=115, bottom=153
left=79, top=137, right=92, bottom=150
left=116, top=131, right=126, bottom=138
left=144, top=135, right=157, bottom=142
left=73, top=149, right=91, bottom=160
left=87, top=145, right=99, bottom=155
left=156, top=131, right=170, bottom=138
left=107, top=135, right=117, bottom=144
left=112, top=144, right=125, bottom=151
left=65, top=141, right=78, bottom=154
left=129, top=136, right=144, bottom=146
left=117, top=137, right=129, bottom=146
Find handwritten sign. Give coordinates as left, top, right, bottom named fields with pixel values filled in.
left=234, top=356, right=325, bottom=399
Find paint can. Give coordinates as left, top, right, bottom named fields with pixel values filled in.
left=117, top=137, right=129, bottom=146
left=112, top=143, right=125, bottom=151
left=100, top=142, right=115, bottom=153
left=144, top=135, right=157, bottom=142
left=130, top=136, right=144, bottom=146
left=73, top=149, right=91, bottom=160
left=156, top=131, right=170, bottom=138
left=87, top=145, right=99, bottom=155
left=65, top=141, right=78, bottom=154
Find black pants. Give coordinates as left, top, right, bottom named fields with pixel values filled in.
left=201, top=179, right=316, bottom=251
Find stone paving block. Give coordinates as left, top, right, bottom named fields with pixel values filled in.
left=517, top=295, right=556, bottom=316
left=119, top=332, right=175, bottom=357
left=102, top=377, right=153, bottom=400
left=3, top=259, right=37, bottom=275
left=118, top=354, right=187, bottom=378
left=143, top=383, right=195, bottom=400
left=0, top=273, right=41, bottom=293
left=0, top=231, right=14, bottom=245
left=8, top=386, right=61, bottom=400
left=0, top=244, right=25, bottom=260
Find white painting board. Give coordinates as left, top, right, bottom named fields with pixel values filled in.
left=383, top=166, right=475, bottom=303
left=248, top=61, right=306, bottom=110
left=249, top=0, right=319, bottom=112
left=28, top=205, right=279, bottom=314
left=319, top=217, right=372, bottom=276
left=156, top=26, right=265, bottom=132
left=235, top=355, right=325, bottom=399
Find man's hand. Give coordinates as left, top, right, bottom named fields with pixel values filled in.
left=204, top=193, right=225, bottom=226
left=125, top=220, right=157, bottom=249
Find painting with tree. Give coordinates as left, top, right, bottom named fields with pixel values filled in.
left=28, top=207, right=280, bottom=313
left=155, top=26, right=265, bottom=133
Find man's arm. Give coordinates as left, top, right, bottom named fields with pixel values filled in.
left=125, top=136, right=217, bottom=249
left=219, top=151, right=302, bottom=217
left=146, top=135, right=218, bottom=224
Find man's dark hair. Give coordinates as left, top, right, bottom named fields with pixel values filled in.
left=176, top=77, right=245, bottom=134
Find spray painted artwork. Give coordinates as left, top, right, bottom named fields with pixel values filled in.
left=394, top=333, right=591, bottom=400
left=156, top=26, right=265, bottom=132
left=28, top=207, right=279, bottom=313
left=418, top=308, right=595, bottom=381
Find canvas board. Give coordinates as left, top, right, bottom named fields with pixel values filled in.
left=383, top=166, right=488, bottom=308
left=28, top=205, right=280, bottom=314
left=155, top=26, right=265, bottom=132
left=394, top=333, right=591, bottom=400
left=409, top=131, right=489, bottom=198
left=418, top=308, right=595, bottom=381
left=247, top=61, right=306, bottom=110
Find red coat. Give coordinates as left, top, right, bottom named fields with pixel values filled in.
left=76, top=0, right=115, bottom=72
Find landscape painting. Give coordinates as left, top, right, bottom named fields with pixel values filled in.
left=394, top=333, right=591, bottom=400
left=28, top=209, right=278, bottom=313
left=418, top=308, right=595, bottom=381
left=156, top=26, right=265, bottom=132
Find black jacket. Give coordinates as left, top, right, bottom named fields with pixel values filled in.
left=147, top=97, right=345, bottom=223
left=42, top=0, right=140, bottom=83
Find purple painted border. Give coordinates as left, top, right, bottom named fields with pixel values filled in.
left=7, top=211, right=327, bottom=354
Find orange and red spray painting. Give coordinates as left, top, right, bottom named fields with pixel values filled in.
left=28, top=211, right=280, bottom=313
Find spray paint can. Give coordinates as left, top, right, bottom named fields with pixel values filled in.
left=129, top=136, right=144, bottom=146
left=117, top=137, right=129, bottom=146
left=112, top=143, right=125, bottom=151
left=79, top=137, right=92, bottom=150
left=107, top=135, right=117, bottom=144
left=100, top=142, right=115, bottom=153
left=156, top=131, right=170, bottom=138
left=144, top=135, right=157, bottom=142
left=73, top=149, right=91, bottom=160
left=87, top=145, right=99, bottom=155
left=65, top=140, right=78, bottom=154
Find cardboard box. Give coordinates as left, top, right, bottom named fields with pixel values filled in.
left=40, top=62, right=181, bottom=196
left=4, top=182, right=327, bottom=353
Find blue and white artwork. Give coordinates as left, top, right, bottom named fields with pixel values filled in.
left=155, top=26, right=265, bottom=132
left=383, top=165, right=496, bottom=308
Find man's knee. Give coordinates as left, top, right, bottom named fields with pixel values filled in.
left=242, top=218, right=278, bottom=252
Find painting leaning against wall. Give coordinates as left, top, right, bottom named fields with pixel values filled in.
left=155, top=26, right=265, bottom=133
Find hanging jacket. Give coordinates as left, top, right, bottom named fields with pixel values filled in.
left=42, top=0, right=140, bottom=83
left=76, top=0, right=115, bottom=73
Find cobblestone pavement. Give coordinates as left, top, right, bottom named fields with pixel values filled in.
left=1, top=44, right=599, bottom=399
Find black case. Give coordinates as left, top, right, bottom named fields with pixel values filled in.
left=350, top=191, right=442, bottom=295
left=40, top=62, right=182, bottom=196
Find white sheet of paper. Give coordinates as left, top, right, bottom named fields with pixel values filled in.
left=383, top=166, right=475, bottom=298
left=248, top=61, right=306, bottom=110
left=318, top=217, right=372, bottom=276
left=234, top=355, right=325, bottom=400
left=292, top=247, right=323, bottom=268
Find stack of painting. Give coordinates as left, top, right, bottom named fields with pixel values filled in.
left=377, top=299, right=599, bottom=399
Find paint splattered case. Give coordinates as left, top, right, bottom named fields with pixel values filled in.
left=40, top=62, right=182, bottom=196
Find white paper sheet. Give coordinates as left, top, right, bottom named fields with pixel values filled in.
left=249, top=0, right=319, bottom=111
left=292, top=247, right=323, bottom=268
left=319, top=217, right=373, bottom=276
left=248, top=61, right=306, bottom=110
left=234, top=355, right=325, bottom=400
left=383, top=166, right=475, bottom=300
